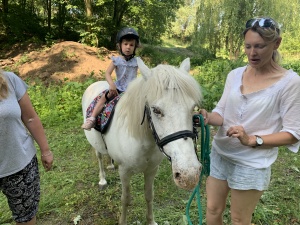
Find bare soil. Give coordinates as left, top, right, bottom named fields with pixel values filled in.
left=0, top=41, right=118, bottom=84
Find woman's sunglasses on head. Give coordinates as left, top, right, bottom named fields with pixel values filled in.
left=246, top=17, right=280, bottom=33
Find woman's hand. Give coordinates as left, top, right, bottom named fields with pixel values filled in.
left=41, top=150, right=54, bottom=171
left=198, top=109, right=209, bottom=125
left=227, top=125, right=256, bottom=147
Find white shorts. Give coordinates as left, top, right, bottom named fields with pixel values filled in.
left=209, top=148, right=271, bottom=191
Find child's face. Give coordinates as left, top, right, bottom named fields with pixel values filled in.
left=121, top=39, right=136, bottom=56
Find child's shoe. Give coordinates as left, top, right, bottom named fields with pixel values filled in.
left=81, top=117, right=96, bottom=130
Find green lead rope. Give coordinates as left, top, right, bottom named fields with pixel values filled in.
left=186, top=114, right=211, bottom=225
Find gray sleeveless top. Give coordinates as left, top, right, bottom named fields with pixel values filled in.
left=112, top=56, right=138, bottom=92
left=0, top=72, right=36, bottom=177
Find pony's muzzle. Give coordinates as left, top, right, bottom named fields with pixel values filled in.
left=173, top=163, right=202, bottom=191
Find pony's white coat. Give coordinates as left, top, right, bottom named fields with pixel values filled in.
left=82, top=58, right=203, bottom=225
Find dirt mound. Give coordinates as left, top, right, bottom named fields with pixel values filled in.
left=0, top=41, right=118, bottom=84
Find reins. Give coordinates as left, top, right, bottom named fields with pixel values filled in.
left=186, top=114, right=211, bottom=225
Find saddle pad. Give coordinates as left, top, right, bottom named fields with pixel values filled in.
left=86, top=91, right=123, bottom=133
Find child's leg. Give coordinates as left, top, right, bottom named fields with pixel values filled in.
left=81, top=94, right=107, bottom=130
left=91, top=95, right=107, bottom=118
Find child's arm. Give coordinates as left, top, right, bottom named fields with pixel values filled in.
left=105, top=61, right=117, bottom=95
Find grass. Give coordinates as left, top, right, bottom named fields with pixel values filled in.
left=1, top=106, right=299, bottom=225
left=1, top=117, right=299, bottom=224
left=0, top=118, right=197, bottom=225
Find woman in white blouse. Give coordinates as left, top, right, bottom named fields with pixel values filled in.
left=200, top=17, right=300, bottom=225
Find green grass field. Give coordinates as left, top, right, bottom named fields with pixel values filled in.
left=1, top=119, right=299, bottom=225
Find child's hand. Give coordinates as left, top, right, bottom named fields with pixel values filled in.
left=109, top=84, right=118, bottom=96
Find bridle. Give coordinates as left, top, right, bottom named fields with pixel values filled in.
left=141, top=103, right=198, bottom=161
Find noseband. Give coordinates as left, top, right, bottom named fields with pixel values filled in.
left=141, top=103, right=197, bottom=161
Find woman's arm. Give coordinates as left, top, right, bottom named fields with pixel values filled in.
left=199, top=109, right=223, bottom=126
left=226, top=125, right=298, bottom=148
left=257, top=132, right=298, bottom=147
left=19, top=92, right=53, bottom=171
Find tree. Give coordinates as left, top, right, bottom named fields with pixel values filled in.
left=193, top=0, right=222, bottom=56
left=130, top=0, right=184, bottom=44
left=91, top=0, right=184, bottom=46
left=170, top=0, right=200, bottom=43
left=192, top=0, right=300, bottom=58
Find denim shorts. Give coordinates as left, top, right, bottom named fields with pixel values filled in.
left=210, top=149, right=271, bottom=191
left=0, top=155, right=40, bottom=223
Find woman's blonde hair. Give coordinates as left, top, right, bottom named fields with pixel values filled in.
left=243, top=17, right=282, bottom=63
left=0, top=70, right=9, bottom=100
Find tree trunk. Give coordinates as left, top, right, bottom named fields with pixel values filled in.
left=2, top=0, right=8, bottom=13
left=47, top=0, right=51, bottom=32
left=84, top=0, right=93, bottom=17
left=21, top=0, right=26, bottom=11
left=58, top=2, right=67, bottom=38
left=84, top=0, right=93, bottom=32
left=110, top=0, right=129, bottom=46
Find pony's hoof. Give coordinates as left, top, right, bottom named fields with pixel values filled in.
left=98, top=183, right=108, bottom=191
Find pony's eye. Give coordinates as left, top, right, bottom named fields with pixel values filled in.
left=152, top=107, right=161, bottom=114
left=152, top=107, right=164, bottom=116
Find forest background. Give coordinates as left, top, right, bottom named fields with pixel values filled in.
left=0, top=0, right=300, bottom=224
left=1, top=0, right=300, bottom=58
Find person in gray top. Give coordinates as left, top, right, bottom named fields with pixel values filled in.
left=0, top=70, right=53, bottom=225
left=81, top=27, right=140, bottom=130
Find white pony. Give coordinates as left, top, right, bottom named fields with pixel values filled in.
left=82, top=58, right=203, bottom=225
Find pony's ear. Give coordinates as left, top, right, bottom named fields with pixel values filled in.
left=137, top=57, right=151, bottom=80
left=179, top=58, right=190, bottom=72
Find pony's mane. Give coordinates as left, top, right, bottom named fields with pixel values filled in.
left=116, top=64, right=202, bottom=139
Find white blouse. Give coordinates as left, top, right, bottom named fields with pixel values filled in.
left=212, top=66, right=300, bottom=168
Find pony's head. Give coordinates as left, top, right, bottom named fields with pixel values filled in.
left=117, top=58, right=203, bottom=190
left=118, top=58, right=202, bottom=138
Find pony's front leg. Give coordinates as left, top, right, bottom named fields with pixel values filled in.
left=144, top=166, right=159, bottom=225
left=118, top=167, right=132, bottom=225
left=95, top=150, right=107, bottom=190
left=106, top=156, right=115, bottom=170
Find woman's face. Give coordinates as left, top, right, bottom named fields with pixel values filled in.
left=121, top=39, right=136, bottom=56
left=244, top=30, right=279, bottom=69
